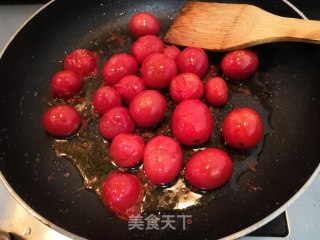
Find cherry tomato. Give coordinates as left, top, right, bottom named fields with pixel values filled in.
left=101, top=172, right=144, bottom=219
left=222, top=107, right=264, bottom=150
left=42, top=105, right=81, bottom=137
left=143, top=136, right=183, bottom=185
left=177, top=47, right=209, bottom=78
left=129, top=90, right=167, bottom=127
left=92, top=86, right=122, bottom=115
left=64, top=49, right=98, bottom=78
left=185, top=148, right=233, bottom=190
left=113, top=75, right=146, bottom=105
left=131, top=35, right=164, bottom=64
left=50, top=70, right=81, bottom=99
left=141, top=53, right=177, bottom=89
left=205, top=77, right=229, bottom=106
left=170, top=73, right=204, bottom=103
left=164, top=45, right=181, bottom=62
left=129, top=12, right=160, bottom=37
left=221, top=49, right=259, bottom=81
left=110, top=133, right=145, bottom=168
left=99, top=106, right=135, bottom=140
left=102, top=53, right=138, bottom=86
left=171, top=99, right=214, bottom=146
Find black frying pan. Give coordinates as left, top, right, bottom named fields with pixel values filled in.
left=1, top=0, right=320, bottom=239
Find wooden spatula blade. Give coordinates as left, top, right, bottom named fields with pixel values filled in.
left=164, top=2, right=320, bottom=52
left=164, top=2, right=260, bottom=51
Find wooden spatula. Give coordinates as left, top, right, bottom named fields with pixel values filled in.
left=164, top=2, right=320, bottom=51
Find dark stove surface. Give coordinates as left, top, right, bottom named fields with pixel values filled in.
left=249, top=212, right=288, bottom=238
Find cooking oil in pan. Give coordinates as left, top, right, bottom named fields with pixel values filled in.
left=50, top=33, right=273, bottom=216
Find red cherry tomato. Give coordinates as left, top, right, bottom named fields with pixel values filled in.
left=110, top=133, right=145, bottom=168
left=221, top=49, right=259, bottom=81
left=141, top=53, right=177, bottom=89
left=102, top=53, right=138, bottom=86
left=129, top=12, right=160, bottom=37
left=64, top=49, right=98, bottom=78
left=222, top=107, right=264, bottom=150
left=42, top=105, right=81, bottom=137
left=205, top=77, right=229, bottom=106
left=131, top=35, right=164, bottom=64
left=92, top=86, right=122, bottom=115
left=129, top=90, right=167, bottom=127
left=50, top=70, right=81, bottom=99
left=143, top=136, right=183, bottom=185
left=113, top=75, right=146, bottom=105
left=101, top=172, right=144, bottom=219
left=172, top=99, right=214, bottom=146
left=170, top=73, right=204, bottom=103
left=164, top=45, right=181, bottom=62
left=99, top=106, right=135, bottom=140
left=177, top=47, right=209, bottom=78
left=185, top=148, right=233, bottom=190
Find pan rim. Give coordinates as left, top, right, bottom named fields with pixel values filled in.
left=220, top=163, right=320, bottom=240
left=1, top=164, right=319, bottom=239
left=0, top=0, right=319, bottom=239
left=0, top=1, right=84, bottom=239
left=0, top=1, right=53, bottom=58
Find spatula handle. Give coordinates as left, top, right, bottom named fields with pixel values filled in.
left=265, top=16, right=320, bottom=44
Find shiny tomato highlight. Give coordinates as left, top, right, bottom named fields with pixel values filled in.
left=42, top=105, right=81, bottom=137
left=221, top=49, right=259, bottom=81
left=143, top=136, right=183, bottom=185
left=171, top=99, right=214, bottom=146
left=99, top=106, right=135, bottom=140
left=129, top=90, right=167, bottom=127
left=102, top=53, right=138, bottom=86
left=129, top=12, right=160, bottom=37
left=110, top=133, right=145, bottom=168
left=101, top=172, right=144, bottom=219
left=64, top=49, right=98, bottom=78
left=185, top=148, right=233, bottom=190
left=222, top=107, right=264, bottom=150
left=141, top=53, right=177, bottom=89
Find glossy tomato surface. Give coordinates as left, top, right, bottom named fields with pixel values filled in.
left=177, top=47, right=209, bottom=78
left=50, top=70, right=82, bottom=99
left=170, top=72, right=204, bottom=103
left=222, top=107, right=264, bottom=150
left=102, top=53, right=138, bottom=86
left=131, top=35, right=164, bottom=64
left=101, top=172, right=144, bottom=219
left=113, top=75, right=146, bottom=105
left=129, top=12, right=160, bottom=37
left=185, top=148, right=233, bottom=190
left=143, top=136, right=183, bottom=185
left=221, top=49, right=259, bottom=81
left=141, top=53, right=177, bottom=89
left=205, top=77, right=229, bottom=106
left=99, top=106, right=135, bottom=140
left=42, top=105, right=81, bottom=137
left=64, top=49, right=98, bottom=78
left=129, top=90, right=167, bottom=127
left=163, top=45, right=181, bottom=62
left=172, top=99, right=214, bottom=146
left=92, top=86, right=122, bottom=115
left=110, top=133, right=145, bottom=168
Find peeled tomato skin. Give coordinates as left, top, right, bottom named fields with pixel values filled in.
left=171, top=99, right=214, bottom=146
left=185, top=148, right=233, bottom=190
left=143, top=136, right=183, bottom=185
